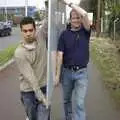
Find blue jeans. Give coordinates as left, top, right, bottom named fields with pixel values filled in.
left=21, top=86, right=50, bottom=120
left=61, top=67, right=88, bottom=120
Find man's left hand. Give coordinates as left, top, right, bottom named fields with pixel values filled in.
left=62, top=0, right=71, bottom=5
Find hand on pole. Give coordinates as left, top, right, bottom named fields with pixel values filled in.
left=54, top=75, right=60, bottom=87
left=62, top=0, right=72, bottom=5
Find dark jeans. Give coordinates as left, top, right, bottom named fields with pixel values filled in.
left=21, top=86, right=50, bottom=120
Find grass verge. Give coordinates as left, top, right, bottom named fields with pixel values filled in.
left=0, top=45, right=17, bottom=66
left=90, top=37, right=120, bottom=107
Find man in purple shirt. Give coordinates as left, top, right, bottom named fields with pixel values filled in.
left=55, top=0, right=91, bottom=120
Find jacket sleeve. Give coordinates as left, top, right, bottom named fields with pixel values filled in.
left=36, top=19, right=48, bottom=42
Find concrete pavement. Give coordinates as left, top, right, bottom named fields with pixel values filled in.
left=0, top=62, right=25, bottom=120
left=0, top=61, right=120, bottom=120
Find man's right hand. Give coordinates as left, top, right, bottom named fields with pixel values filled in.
left=42, top=96, right=50, bottom=109
left=54, top=75, right=60, bottom=87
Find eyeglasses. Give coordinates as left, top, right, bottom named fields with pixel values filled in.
left=22, top=29, right=34, bottom=33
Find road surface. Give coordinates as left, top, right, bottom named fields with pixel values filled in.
left=0, top=27, right=21, bottom=51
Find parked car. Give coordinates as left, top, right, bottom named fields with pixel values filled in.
left=0, top=22, right=12, bottom=37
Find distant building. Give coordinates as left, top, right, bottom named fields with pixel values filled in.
left=0, top=6, right=37, bottom=17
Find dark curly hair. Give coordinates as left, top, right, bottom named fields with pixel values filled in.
left=20, top=17, right=36, bottom=30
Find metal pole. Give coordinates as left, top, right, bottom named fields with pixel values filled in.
left=101, top=17, right=103, bottom=33
left=96, top=0, right=101, bottom=37
left=47, top=0, right=51, bottom=109
left=114, top=20, right=115, bottom=41
left=113, top=18, right=119, bottom=41
left=5, top=7, right=8, bottom=22
left=5, top=0, right=8, bottom=22
left=25, top=0, right=28, bottom=16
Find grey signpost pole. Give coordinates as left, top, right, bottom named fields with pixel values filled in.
left=47, top=0, right=66, bottom=109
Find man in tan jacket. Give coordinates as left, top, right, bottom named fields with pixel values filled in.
left=14, top=17, right=50, bottom=120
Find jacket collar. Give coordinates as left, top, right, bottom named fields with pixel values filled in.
left=21, top=41, right=36, bottom=51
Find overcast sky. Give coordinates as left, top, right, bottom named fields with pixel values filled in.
left=0, top=0, right=45, bottom=8
left=0, top=0, right=81, bottom=10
